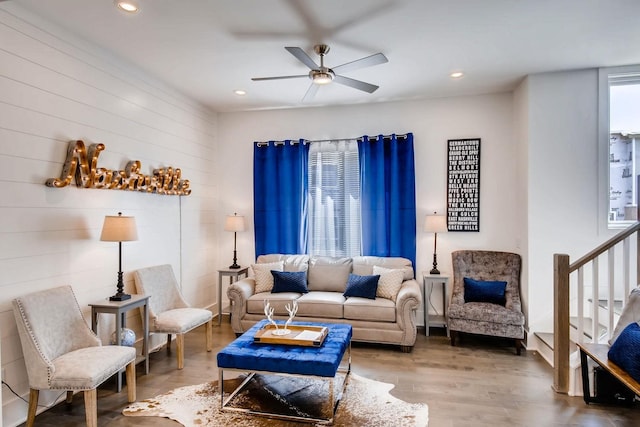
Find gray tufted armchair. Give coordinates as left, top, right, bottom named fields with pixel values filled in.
left=448, top=250, right=526, bottom=355
left=12, top=285, right=136, bottom=426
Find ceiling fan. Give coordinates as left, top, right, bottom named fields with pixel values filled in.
left=252, top=44, right=388, bottom=101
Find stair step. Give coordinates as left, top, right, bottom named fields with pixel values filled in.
left=569, top=317, right=607, bottom=339
left=590, top=298, right=624, bottom=315
left=534, top=332, right=577, bottom=352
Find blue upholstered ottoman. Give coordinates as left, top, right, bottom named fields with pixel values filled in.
left=217, top=320, right=352, bottom=424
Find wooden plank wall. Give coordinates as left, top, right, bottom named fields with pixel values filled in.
left=0, top=4, right=219, bottom=425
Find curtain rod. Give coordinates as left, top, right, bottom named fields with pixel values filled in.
left=255, top=133, right=408, bottom=146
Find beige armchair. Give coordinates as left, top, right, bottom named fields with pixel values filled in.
left=448, top=250, right=526, bottom=355
left=12, top=285, right=136, bottom=427
left=134, top=264, right=213, bottom=369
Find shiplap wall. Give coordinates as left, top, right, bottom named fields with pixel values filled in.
left=0, top=4, right=219, bottom=425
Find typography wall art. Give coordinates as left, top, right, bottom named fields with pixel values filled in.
left=46, top=140, right=191, bottom=196
left=447, top=138, right=480, bottom=231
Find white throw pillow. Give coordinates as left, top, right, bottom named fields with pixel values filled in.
left=609, top=287, right=640, bottom=345
left=252, top=261, right=284, bottom=293
left=373, top=265, right=404, bottom=301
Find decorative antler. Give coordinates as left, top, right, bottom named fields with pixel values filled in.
left=263, top=300, right=278, bottom=331
left=283, top=300, right=298, bottom=332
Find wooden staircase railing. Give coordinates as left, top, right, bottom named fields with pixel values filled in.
left=553, top=221, right=640, bottom=393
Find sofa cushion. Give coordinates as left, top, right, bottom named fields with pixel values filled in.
left=247, top=292, right=300, bottom=315
left=252, top=261, right=284, bottom=293
left=256, top=254, right=310, bottom=272
left=463, top=277, right=507, bottom=306
left=373, top=265, right=405, bottom=301
left=271, top=271, right=308, bottom=294
left=344, top=297, right=396, bottom=322
left=296, top=292, right=345, bottom=319
left=307, top=256, right=352, bottom=292
left=352, top=256, right=414, bottom=281
left=344, top=274, right=379, bottom=299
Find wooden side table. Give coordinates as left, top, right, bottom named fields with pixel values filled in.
left=89, top=294, right=150, bottom=392
left=218, top=267, right=249, bottom=325
left=422, top=273, right=450, bottom=337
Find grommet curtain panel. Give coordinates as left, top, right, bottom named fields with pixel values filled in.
left=358, top=133, right=416, bottom=270
left=253, top=139, right=309, bottom=256
left=253, top=133, right=416, bottom=269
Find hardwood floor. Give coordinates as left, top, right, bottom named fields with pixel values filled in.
left=18, top=322, right=640, bottom=426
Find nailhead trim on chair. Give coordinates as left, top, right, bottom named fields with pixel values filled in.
left=14, top=300, right=56, bottom=385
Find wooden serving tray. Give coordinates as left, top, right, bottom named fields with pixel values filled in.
left=253, top=324, right=328, bottom=347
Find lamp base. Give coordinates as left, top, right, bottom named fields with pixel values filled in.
left=228, top=263, right=241, bottom=269
left=110, top=292, right=131, bottom=301
left=430, top=268, right=441, bottom=275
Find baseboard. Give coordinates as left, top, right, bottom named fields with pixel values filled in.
left=2, top=387, right=66, bottom=427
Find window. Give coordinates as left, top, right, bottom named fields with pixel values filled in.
left=307, top=140, right=361, bottom=257
left=605, top=68, right=640, bottom=226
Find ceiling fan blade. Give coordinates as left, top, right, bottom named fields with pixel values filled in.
left=302, top=83, right=320, bottom=102
left=333, top=75, right=379, bottom=93
left=285, top=47, right=319, bottom=70
left=332, top=53, right=388, bottom=74
left=252, top=75, right=308, bottom=81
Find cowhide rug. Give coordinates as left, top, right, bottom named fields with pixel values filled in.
left=123, top=372, right=428, bottom=426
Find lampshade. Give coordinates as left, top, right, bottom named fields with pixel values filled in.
left=424, top=213, right=447, bottom=233
left=100, top=213, right=138, bottom=242
left=224, top=213, right=246, bottom=232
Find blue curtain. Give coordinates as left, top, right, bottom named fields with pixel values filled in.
left=358, top=133, right=416, bottom=269
left=254, top=139, right=309, bottom=256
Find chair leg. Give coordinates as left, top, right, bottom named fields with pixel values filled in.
left=166, top=334, right=172, bottom=353
left=66, top=390, right=73, bottom=404
left=450, top=330, right=457, bottom=346
left=125, top=361, right=136, bottom=402
left=206, top=319, right=213, bottom=352
left=83, top=388, right=97, bottom=427
left=177, top=333, right=185, bottom=369
left=515, top=339, right=523, bottom=356
left=26, top=389, right=39, bottom=427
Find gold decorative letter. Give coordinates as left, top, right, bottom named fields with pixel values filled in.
left=46, top=140, right=191, bottom=196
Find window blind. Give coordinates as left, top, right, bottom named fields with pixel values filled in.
left=307, top=140, right=361, bottom=257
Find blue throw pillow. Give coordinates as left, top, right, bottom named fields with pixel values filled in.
left=463, top=277, right=507, bottom=306
left=343, top=274, right=380, bottom=299
left=271, top=270, right=308, bottom=293
left=608, top=322, right=640, bottom=384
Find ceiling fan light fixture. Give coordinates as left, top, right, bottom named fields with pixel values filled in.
left=311, top=70, right=334, bottom=85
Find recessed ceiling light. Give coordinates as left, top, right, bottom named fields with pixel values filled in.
left=115, top=1, right=139, bottom=13
left=450, top=71, right=464, bottom=79
left=234, top=90, right=247, bottom=96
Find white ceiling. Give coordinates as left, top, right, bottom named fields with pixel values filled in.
left=11, top=0, right=640, bottom=113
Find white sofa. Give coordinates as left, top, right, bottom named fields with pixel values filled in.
left=227, top=254, right=422, bottom=351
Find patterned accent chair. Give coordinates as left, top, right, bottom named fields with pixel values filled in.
left=448, top=250, right=526, bottom=355
left=134, top=264, right=213, bottom=369
left=12, top=286, right=136, bottom=427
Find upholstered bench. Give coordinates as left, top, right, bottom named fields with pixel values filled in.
left=217, top=319, right=352, bottom=424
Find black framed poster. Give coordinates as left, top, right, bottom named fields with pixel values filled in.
left=447, top=138, right=480, bottom=232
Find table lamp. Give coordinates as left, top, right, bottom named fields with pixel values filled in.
left=101, top=212, right=138, bottom=301
left=424, top=212, right=447, bottom=275
left=225, top=213, right=246, bottom=269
